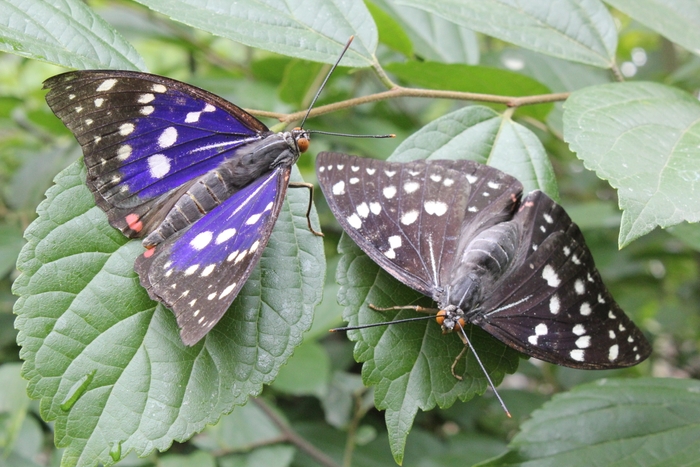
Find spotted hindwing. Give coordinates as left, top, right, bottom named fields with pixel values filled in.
left=474, top=190, right=651, bottom=368
left=135, top=166, right=291, bottom=345
left=316, top=152, right=522, bottom=299
left=43, top=70, right=269, bottom=238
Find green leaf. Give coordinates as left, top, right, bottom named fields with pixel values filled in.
left=605, top=0, right=700, bottom=55
left=133, top=0, right=378, bottom=67
left=271, top=340, right=331, bottom=397
left=12, top=161, right=324, bottom=466
left=278, top=60, right=324, bottom=107
left=372, top=0, right=479, bottom=64
left=397, top=0, right=617, bottom=68
left=366, top=1, right=414, bottom=57
left=390, top=106, right=559, bottom=199
left=476, top=378, right=700, bottom=467
left=666, top=222, right=700, bottom=252
left=0, top=224, right=23, bottom=279
left=0, top=0, right=145, bottom=70
left=563, top=82, right=700, bottom=247
left=336, top=235, right=521, bottom=464
left=192, top=401, right=285, bottom=452
left=0, top=363, right=30, bottom=455
left=384, top=61, right=553, bottom=120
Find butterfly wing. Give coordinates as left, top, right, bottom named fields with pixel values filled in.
left=44, top=70, right=270, bottom=237
left=135, top=166, right=291, bottom=345
left=316, top=152, right=522, bottom=298
left=475, top=191, right=651, bottom=368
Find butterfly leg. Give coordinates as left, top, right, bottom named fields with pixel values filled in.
left=369, top=304, right=439, bottom=314
left=288, top=182, right=323, bottom=237
left=451, top=345, right=469, bottom=381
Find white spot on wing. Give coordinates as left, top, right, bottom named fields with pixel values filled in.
left=549, top=295, right=560, bottom=314
left=608, top=344, right=619, bottom=361
left=384, top=235, right=402, bottom=259
left=201, top=264, right=216, bottom=277
left=383, top=186, right=396, bottom=199
left=430, top=174, right=442, bottom=182
left=488, top=181, right=501, bottom=189
left=148, top=154, right=171, bottom=178
left=369, top=202, right=381, bottom=215
left=94, top=98, right=104, bottom=107
left=119, top=123, right=134, bottom=136
left=443, top=178, right=454, bottom=187
left=184, top=265, right=199, bottom=276
left=216, top=228, right=236, bottom=244
left=543, top=213, right=553, bottom=223
left=158, top=126, right=178, bottom=148
left=349, top=177, right=359, bottom=184
left=466, top=174, right=478, bottom=184
left=138, top=93, right=155, bottom=103
left=356, top=202, right=370, bottom=218
left=140, top=106, right=154, bottom=115
left=332, top=181, right=345, bottom=195
left=190, top=231, right=213, bottom=250
left=401, top=210, right=419, bottom=225
left=570, top=349, right=585, bottom=361
left=385, top=170, right=396, bottom=177
left=424, top=200, right=447, bottom=216
left=220, top=282, right=237, bottom=299
left=97, top=79, right=117, bottom=91
left=366, top=168, right=375, bottom=175
left=580, top=302, right=591, bottom=316
left=152, top=84, right=167, bottom=93
left=574, top=279, right=585, bottom=295
left=542, top=265, right=560, bottom=287
left=347, top=213, right=362, bottom=229
left=404, top=181, right=420, bottom=193
left=576, top=336, right=591, bottom=348
left=573, top=324, right=586, bottom=335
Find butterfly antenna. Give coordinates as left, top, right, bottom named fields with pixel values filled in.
left=300, top=36, right=355, bottom=129
left=307, top=129, right=394, bottom=139
left=456, top=325, right=511, bottom=418
left=330, top=315, right=436, bottom=332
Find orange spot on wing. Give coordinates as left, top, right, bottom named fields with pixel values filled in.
left=143, top=247, right=155, bottom=258
left=125, top=213, right=143, bottom=232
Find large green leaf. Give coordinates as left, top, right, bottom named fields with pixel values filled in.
left=0, top=0, right=145, bottom=70
left=371, top=0, right=479, bottom=64
left=397, top=0, right=617, bottom=68
left=563, top=82, right=700, bottom=247
left=12, top=160, right=324, bottom=466
left=384, top=61, right=553, bottom=121
left=335, top=105, right=561, bottom=463
left=133, top=0, right=378, bottom=67
left=477, top=378, right=700, bottom=467
left=605, top=0, right=700, bottom=55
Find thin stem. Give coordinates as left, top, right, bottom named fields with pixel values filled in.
left=252, top=398, right=341, bottom=467
left=342, top=389, right=372, bottom=467
left=244, top=86, right=570, bottom=124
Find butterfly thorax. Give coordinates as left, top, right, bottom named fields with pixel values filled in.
left=142, top=131, right=304, bottom=248
left=442, top=220, right=522, bottom=323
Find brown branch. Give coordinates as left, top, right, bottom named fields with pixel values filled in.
left=244, top=86, right=570, bottom=124
left=252, top=398, right=341, bottom=467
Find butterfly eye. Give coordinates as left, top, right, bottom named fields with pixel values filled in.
left=435, top=309, right=447, bottom=326
left=297, top=137, right=310, bottom=153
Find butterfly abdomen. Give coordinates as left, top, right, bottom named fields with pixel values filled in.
left=446, top=221, right=521, bottom=311
left=142, top=133, right=299, bottom=247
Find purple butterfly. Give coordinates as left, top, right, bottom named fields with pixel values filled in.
left=44, top=70, right=315, bottom=345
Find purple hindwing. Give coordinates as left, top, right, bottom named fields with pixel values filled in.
left=135, top=167, right=291, bottom=345
left=44, top=70, right=308, bottom=345
left=317, top=152, right=651, bottom=369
